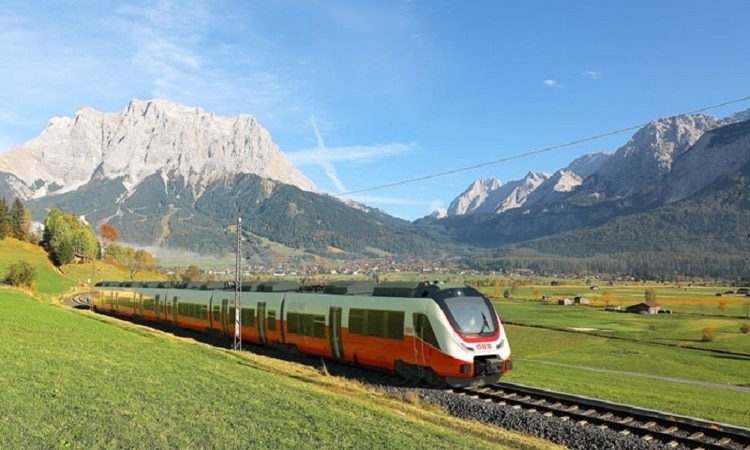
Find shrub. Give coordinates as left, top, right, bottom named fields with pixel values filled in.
left=740, top=323, right=750, bottom=334
left=701, top=327, right=716, bottom=342
left=4, top=261, right=37, bottom=288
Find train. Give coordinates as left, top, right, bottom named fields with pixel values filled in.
left=92, top=279, right=512, bottom=387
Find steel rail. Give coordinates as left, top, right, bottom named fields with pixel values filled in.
left=457, top=381, right=750, bottom=450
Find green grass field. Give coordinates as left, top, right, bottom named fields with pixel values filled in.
left=493, top=298, right=750, bottom=427
left=2, top=237, right=749, bottom=444
left=0, top=290, right=554, bottom=450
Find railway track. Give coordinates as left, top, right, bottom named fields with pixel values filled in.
left=455, top=382, right=750, bottom=450
left=67, top=293, right=93, bottom=309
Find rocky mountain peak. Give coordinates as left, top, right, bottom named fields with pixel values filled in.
left=0, top=99, right=317, bottom=200
left=447, top=178, right=504, bottom=215
left=434, top=109, right=748, bottom=220
left=588, top=113, right=721, bottom=198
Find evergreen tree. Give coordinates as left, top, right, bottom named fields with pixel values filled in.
left=10, top=197, right=27, bottom=241
left=0, top=197, right=8, bottom=240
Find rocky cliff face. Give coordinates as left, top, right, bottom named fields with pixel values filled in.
left=442, top=110, right=749, bottom=217
left=0, top=99, right=317, bottom=200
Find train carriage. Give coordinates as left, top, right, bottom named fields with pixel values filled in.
left=93, top=280, right=512, bottom=387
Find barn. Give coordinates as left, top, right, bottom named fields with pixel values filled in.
left=625, top=301, right=661, bottom=314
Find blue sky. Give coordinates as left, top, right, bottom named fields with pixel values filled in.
left=1, top=1, right=749, bottom=220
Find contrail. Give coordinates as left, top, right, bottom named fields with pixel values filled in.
left=310, top=116, right=347, bottom=193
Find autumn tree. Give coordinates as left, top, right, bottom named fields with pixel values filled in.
left=102, top=244, right=156, bottom=280
left=718, top=299, right=729, bottom=316
left=125, top=248, right=156, bottom=281
left=644, top=288, right=657, bottom=304
left=181, top=265, right=202, bottom=283
left=99, top=224, right=120, bottom=259
left=601, top=290, right=613, bottom=306
left=701, top=327, right=716, bottom=342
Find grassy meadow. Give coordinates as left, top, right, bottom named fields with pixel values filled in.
left=2, top=237, right=749, bottom=445
left=0, top=289, right=556, bottom=450
left=0, top=239, right=560, bottom=449
left=485, top=282, right=750, bottom=427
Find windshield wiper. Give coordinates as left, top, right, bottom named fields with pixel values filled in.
left=479, top=312, right=490, bottom=335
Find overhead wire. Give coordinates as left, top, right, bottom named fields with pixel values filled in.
left=333, top=95, right=750, bottom=197
left=246, top=95, right=750, bottom=266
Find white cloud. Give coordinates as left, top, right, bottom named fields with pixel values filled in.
left=543, top=79, right=563, bottom=88
left=582, top=70, right=601, bottom=79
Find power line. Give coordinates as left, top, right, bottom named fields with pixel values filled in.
left=334, top=95, right=750, bottom=197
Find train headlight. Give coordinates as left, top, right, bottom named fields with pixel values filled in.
left=459, top=342, right=473, bottom=352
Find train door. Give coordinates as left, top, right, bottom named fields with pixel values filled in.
left=138, top=293, right=145, bottom=317
left=258, top=302, right=267, bottom=344
left=329, top=307, right=344, bottom=360
left=413, top=313, right=427, bottom=364
left=221, top=298, right=229, bottom=337
left=208, top=292, right=215, bottom=330
left=154, top=294, right=161, bottom=321
left=279, top=296, right=286, bottom=344
left=172, top=296, right=179, bottom=325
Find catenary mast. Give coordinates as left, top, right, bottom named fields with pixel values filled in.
left=233, top=211, right=242, bottom=350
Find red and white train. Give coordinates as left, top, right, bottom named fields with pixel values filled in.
left=93, top=280, right=512, bottom=387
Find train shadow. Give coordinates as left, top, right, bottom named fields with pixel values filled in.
left=93, top=309, right=424, bottom=390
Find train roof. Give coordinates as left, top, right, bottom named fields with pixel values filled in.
left=255, top=281, right=300, bottom=292
left=323, top=281, right=376, bottom=295
left=373, top=281, right=470, bottom=298
left=94, top=280, right=481, bottom=300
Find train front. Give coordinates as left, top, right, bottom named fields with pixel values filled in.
left=425, top=283, right=512, bottom=387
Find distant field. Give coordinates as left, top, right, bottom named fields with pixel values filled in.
left=0, top=291, right=553, bottom=450
left=509, top=283, right=750, bottom=316
left=495, top=299, right=750, bottom=354
left=489, top=294, right=750, bottom=427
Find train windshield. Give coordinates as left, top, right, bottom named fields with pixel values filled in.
left=436, top=288, right=498, bottom=336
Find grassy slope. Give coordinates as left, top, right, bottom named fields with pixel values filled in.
left=0, top=238, right=77, bottom=298
left=0, top=239, right=556, bottom=450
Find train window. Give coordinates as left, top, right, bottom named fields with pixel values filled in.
left=386, top=311, right=405, bottom=340
left=241, top=308, right=255, bottom=327
left=349, top=309, right=404, bottom=340
left=213, top=307, right=220, bottom=322
left=441, top=296, right=497, bottom=336
left=413, top=314, right=440, bottom=349
left=349, top=309, right=364, bottom=334
left=313, top=315, right=325, bottom=338
left=287, top=313, right=325, bottom=338
left=287, top=312, right=300, bottom=334
left=267, top=311, right=276, bottom=331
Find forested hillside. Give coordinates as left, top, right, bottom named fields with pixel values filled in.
left=471, top=171, right=750, bottom=279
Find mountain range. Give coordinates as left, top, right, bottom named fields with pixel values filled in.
left=1, top=99, right=750, bottom=276
left=438, top=111, right=749, bottom=220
